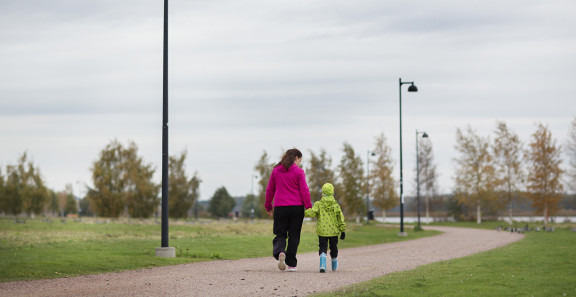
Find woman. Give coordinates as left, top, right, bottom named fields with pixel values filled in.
left=265, top=148, right=312, bottom=272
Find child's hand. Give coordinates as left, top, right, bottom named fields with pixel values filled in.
left=340, top=232, right=346, bottom=240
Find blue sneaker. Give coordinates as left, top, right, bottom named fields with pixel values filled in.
left=319, top=253, right=327, bottom=273
left=331, top=258, right=338, bottom=271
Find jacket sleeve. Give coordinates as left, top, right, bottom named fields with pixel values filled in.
left=264, top=169, right=276, bottom=212
left=305, top=202, right=319, bottom=218
left=299, top=169, right=312, bottom=209
left=336, top=205, right=346, bottom=232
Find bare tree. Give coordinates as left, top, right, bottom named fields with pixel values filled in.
left=526, top=123, right=563, bottom=224
left=370, top=133, right=398, bottom=221
left=415, top=136, right=439, bottom=223
left=453, top=126, right=498, bottom=223
left=492, top=121, right=524, bottom=222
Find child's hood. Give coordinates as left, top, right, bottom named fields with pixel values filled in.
left=319, top=183, right=338, bottom=210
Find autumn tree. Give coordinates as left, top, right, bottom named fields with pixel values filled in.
left=241, top=194, right=258, bottom=218
left=254, top=151, right=274, bottom=218
left=208, top=186, right=236, bottom=218
left=1, top=153, right=49, bottom=217
left=414, top=135, right=439, bottom=222
left=88, top=140, right=159, bottom=218
left=567, top=117, right=576, bottom=194
left=370, top=133, right=398, bottom=221
left=453, top=126, right=498, bottom=223
left=0, top=169, right=5, bottom=215
left=168, top=151, right=201, bottom=218
left=492, top=121, right=525, bottom=222
left=46, top=190, right=59, bottom=216
left=338, top=142, right=365, bottom=220
left=526, top=123, right=563, bottom=224
left=306, top=149, right=338, bottom=202
left=56, top=184, right=77, bottom=216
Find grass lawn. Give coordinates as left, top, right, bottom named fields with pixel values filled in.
left=314, top=222, right=576, bottom=297
left=0, top=217, right=439, bottom=282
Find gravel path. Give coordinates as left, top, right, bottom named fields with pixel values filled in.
left=0, top=226, right=524, bottom=297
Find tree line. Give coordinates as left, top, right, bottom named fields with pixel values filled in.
left=1, top=119, right=576, bottom=222
left=453, top=121, right=572, bottom=224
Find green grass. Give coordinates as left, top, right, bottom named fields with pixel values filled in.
left=0, top=218, right=439, bottom=282
left=314, top=222, right=576, bottom=297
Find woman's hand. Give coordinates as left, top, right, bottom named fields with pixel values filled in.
left=267, top=209, right=273, bottom=216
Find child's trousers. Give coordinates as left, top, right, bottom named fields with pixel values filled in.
left=318, top=236, right=339, bottom=258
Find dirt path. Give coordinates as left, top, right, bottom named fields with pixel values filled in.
left=0, top=226, right=524, bottom=297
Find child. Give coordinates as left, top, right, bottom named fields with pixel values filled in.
left=305, top=183, right=346, bottom=272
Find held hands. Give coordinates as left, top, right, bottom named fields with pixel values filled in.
left=340, top=232, right=346, bottom=240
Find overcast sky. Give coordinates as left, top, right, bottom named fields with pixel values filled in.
left=1, top=0, right=575, bottom=201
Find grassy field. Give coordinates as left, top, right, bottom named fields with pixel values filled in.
left=314, top=222, right=576, bottom=297
left=0, top=217, right=439, bottom=282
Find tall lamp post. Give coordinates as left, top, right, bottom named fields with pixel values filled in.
left=156, top=0, right=175, bottom=258
left=366, top=151, right=376, bottom=222
left=398, top=78, right=418, bottom=237
left=416, top=130, right=428, bottom=229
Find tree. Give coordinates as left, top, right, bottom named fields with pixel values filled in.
left=254, top=151, right=274, bottom=218
left=370, top=133, right=398, bottom=221
left=46, top=190, right=59, bottom=217
left=208, top=186, right=236, bottom=218
left=306, top=149, right=338, bottom=202
left=241, top=194, right=258, bottom=218
left=526, top=123, right=563, bottom=224
left=338, top=142, right=365, bottom=220
left=1, top=153, right=49, bottom=217
left=567, top=117, right=576, bottom=194
left=492, top=121, right=525, bottom=222
left=88, top=140, right=159, bottom=218
left=168, top=151, right=201, bottom=218
left=453, top=126, right=498, bottom=224
left=414, top=134, right=439, bottom=222
left=0, top=169, right=5, bottom=215
left=79, top=197, right=93, bottom=217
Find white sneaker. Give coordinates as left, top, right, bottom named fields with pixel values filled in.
left=278, top=252, right=286, bottom=271
left=286, top=266, right=297, bottom=272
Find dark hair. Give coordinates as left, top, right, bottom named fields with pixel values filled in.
left=276, top=148, right=302, bottom=170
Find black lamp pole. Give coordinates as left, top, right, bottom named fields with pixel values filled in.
left=161, top=0, right=169, bottom=248
left=416, top=130, right=428, bottom=229
left=398, top=78, right=418, bottom=236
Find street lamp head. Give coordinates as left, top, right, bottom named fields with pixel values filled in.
left=408, top=84, right=418, bottom=92
left=371, top=152, right=376, bottom=156
left=422, top=132, right=429, bottom=138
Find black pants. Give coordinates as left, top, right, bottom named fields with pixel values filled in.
left=319, top=236, right=339, bottom=259
left=272, top=205, right=304, bottom=267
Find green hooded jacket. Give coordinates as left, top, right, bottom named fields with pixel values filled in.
left=305, top=183, right=346, bottom=237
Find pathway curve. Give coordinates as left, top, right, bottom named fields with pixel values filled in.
left=0, top=226, right=524, bottom=297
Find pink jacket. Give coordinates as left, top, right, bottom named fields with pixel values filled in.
left=265, top=164, right=312, bottom=211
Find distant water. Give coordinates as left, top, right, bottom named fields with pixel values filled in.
left=375, top=216, right=576, bottom=223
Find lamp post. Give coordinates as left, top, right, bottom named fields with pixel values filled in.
left=366, top=151, right=376, bottom=222
left=398, top=78, right=418, bottom=237
left=156, top=0, right=175, bottom=258
left=416, top=130, right=428, bottom=229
